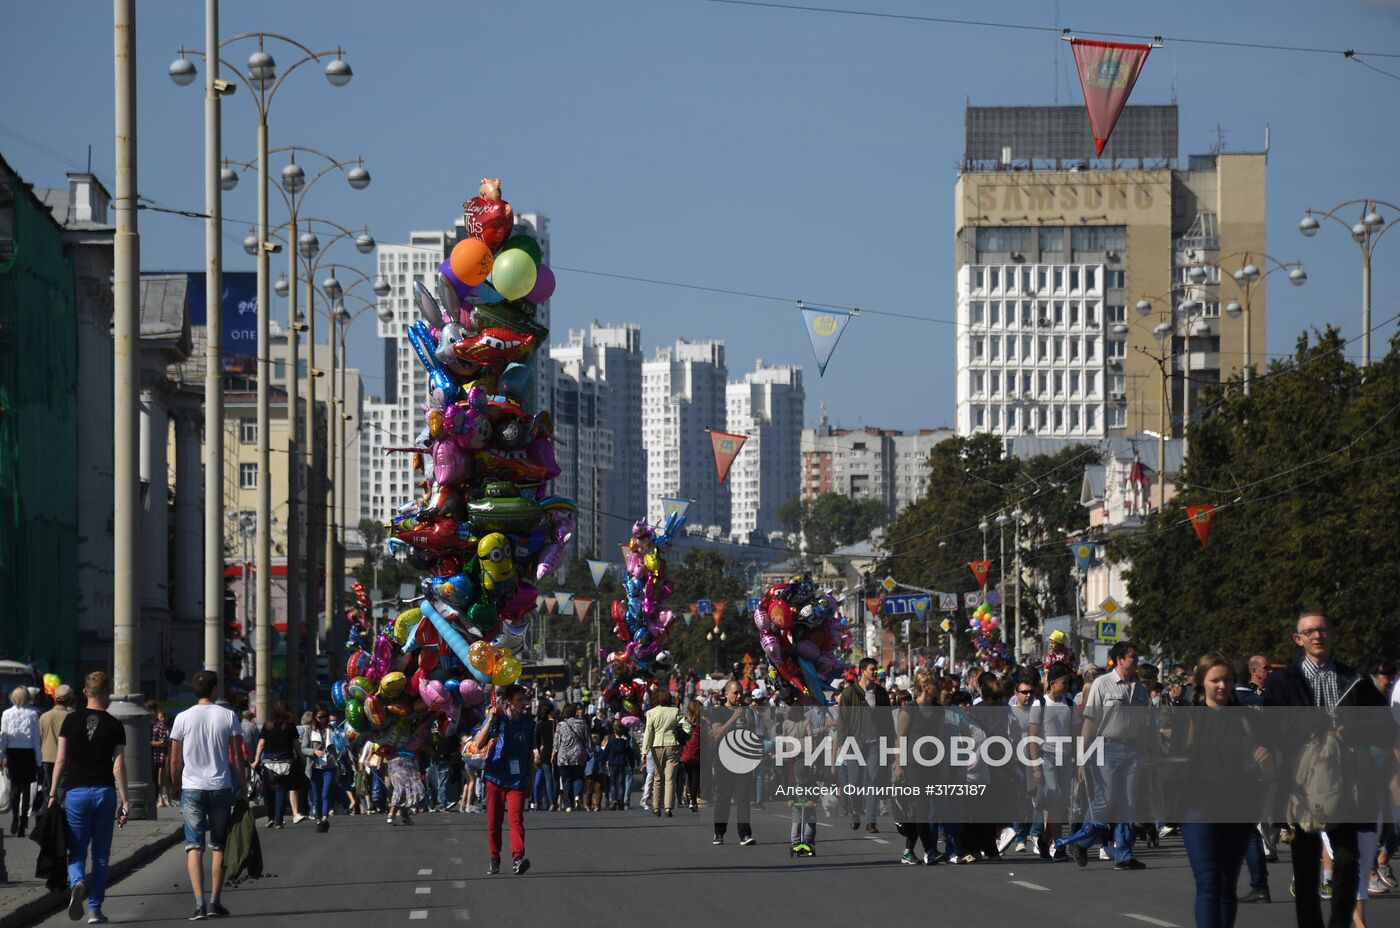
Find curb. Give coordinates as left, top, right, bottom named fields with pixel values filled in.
left=0, top=823, right=183, bottom=928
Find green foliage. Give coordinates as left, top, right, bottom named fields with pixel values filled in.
left=351, top=518, right=420, bottom=599
left=880, top=434, right=1101, bottom=641
left=784, top=491, right=890, bottom=555
left=655, top=550, right=759, bottom=675
left=1114, top=327, right=1400, bottom=665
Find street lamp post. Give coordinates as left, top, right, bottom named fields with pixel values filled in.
left=1300, top=199, right=1400, bottom=369
left=995, top=512, right=1009, bottom=644
left=1011, top=507, right=1024, bottom=659
left=171, top=34, right=352, bottom=723
left=1182, top=255, right=1306, bottom=395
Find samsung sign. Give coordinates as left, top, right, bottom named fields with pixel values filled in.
left=185, top=271, right=258, bottom=372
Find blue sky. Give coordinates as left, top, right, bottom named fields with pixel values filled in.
left=4, top=0, right=1399, bottom=430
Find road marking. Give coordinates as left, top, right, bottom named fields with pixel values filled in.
left=418, top=869, right=433, bottom=876
left=452, top=912, right=470, bottom=922
left=445, top=837, right=460, bottom=844
left=870, top=837, right=890, bottom=845
left=416, top=887, right=432, bottom=895
left=1123, top=916, right=1178, bottom=928
left=448, top=857, right=463, bottom=865
left=409, top=912, right=428, bottom=920
left=451, top=880, right=466, bottom=889
left=1010, top=880, right=1050, bottom=891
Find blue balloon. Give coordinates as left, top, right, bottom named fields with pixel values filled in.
left=331, top=680, right=346, bottom=709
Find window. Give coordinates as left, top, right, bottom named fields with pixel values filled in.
left=973, top=268, right=985, bottom=290
left=1087, top=371, right=1097, bottom=395
left=298, top=359, right=309, bottom=379
left=972, top=337, right=985, bottom=359
left=1054, top=406, right=1064, bottom=430
left=1039, top=228, right=1063, bottom=253
left=274, top=359, right=285, bottom=381
left=240, top=463, right=258, bottom=489
left=1038, top=337, right=1048, bottom=361
left=1023, top=303, right=1034, bottom=326
left=990, top=372, right=1000, bottom=395
left=971, top=301, right=984, bottom=324
left=1021, top=269, right=1032, bottom=292
left=1069, top=268, right=1081, bottom=291
left=1036, top=269, right=1048, bottom=292
left=1107, top=305, right=1126, bottom=324
left=974, top=407, right=985, bottom=428
left=1085, top=267, right=1097, bottom=291
left=990, top=406, right=1001, bottom=429
left=989, top=267, right=1000, bottom=291
left=1054, top=302, right=1064, bottom=326
left=1054, top=371, right=1064, bottom=395
left=1087, top=302, right=1100, bottom=328
left=1038, top=407, right=1048, bottom=430
left=975, top=227, right=1032, bottom=253
left=1070, top=302, right=1080, bottom=327
left=1006, top=407, right=1017, bottom=429
left=239, top=419, right=257, bottom=444
left=989, top=301, right=1000, bottom=326
left=1109, top=373, right=1126, bottom=393
left=1053, top=268, right=1064, bottom=291
left=1070, top=226, right=1127, bottom=253
left=1070, top=371, right=1081, bottom=395
left=972, top=371, right=985, bottom=394
left=1006, top=337, right=1017, bottom=360
left=1106, top=269, right=1125, bottom=289
left=1054, top=337, right=1064, bottom=361
left=1038, top=372, right=1048, bottom=395
left=1022, top=373, right=1033, bottom=394
left=1201, top=301, right=1220, bottom=318
left=990, top=338, right=1001, bottom=360
left=1022, top=336, right=1032, bottom=358
left=1108, top=339, right=1126, bottom=358
left=1070, top=337, right=1080, bottom=361
left=1109, top=406, right=1127, bottom=428
left=1071, top=406, right=1081, bottom=429
left=1087, top=406, right=1097, bottom=430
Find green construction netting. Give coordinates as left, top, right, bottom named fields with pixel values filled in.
left=0, top=164, right=78, bottom=679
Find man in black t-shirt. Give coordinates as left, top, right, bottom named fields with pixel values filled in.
left=48, top=671, right=128, bottom=925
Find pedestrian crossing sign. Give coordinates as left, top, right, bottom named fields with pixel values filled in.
left=1097, top=619, right=1120, bottom=642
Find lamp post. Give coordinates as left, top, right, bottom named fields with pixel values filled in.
left=994, top=512, right=1009, bottom=644
left=222, top=150, right=370, bottom=708
left=1133, top=284, right=1216, bottom=446
left=1300, top=198, right=1400, bottom=369
left=1010, top=506, right=1024, bottom=659
left=1179, top=255, right=1306, bottom=395
left=171, top=33, right=351, bottom=723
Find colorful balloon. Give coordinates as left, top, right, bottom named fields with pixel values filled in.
left=450, top=238, right=493, bottom=287
left=491, top=248, right=538, bottom=302
left=500, top=234, right=542, bottom=264
left=525, top=264, right=555, bottom=304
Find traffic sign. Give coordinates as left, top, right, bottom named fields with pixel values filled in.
left=697, top=598, right=714, bottom=616
left=882, top=593, right=933, bottom=616
left=964, top=591, right=982, bottom=608
left=747, top=597, right=761, bottom=614
left=939, top=618, right=952, bottom=633
left=985, top=589, right=1002, bottom=607
left=938, top=593, right=958, bottom=613
left=1100, top=596, right=1120, bottom=615
left=1097, top=619, right=1121, bottom=642
left=881, top=575, right=898, bottom=593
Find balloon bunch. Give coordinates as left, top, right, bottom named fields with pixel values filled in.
left=599, top=512, right=685, bottom=720
left=331, top=178, right=575, bottom=752
left=753, top=573, right=852, bottom=705
left=967, top=600, right=1009, bottom=663
left=345, top=582, right=371, bottom=632
left=42, top=673, right=61, bottom=697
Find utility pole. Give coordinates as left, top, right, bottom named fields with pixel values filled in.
left=201, top=0, right=225, bottom=677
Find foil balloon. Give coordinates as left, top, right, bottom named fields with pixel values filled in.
left=462, top=178, right=514, bottom=253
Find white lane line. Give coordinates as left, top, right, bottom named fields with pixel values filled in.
left=451, top=880, right=466, bottom=889
left=448, top=857, right=462, bottom=865
left=418, top=869, right=433, bottom=876
left=409, top=911, right=428, bottom=920
left=1010, top=880, right=1050, bottom=891
left=416, top=887, right=432, bottom=895
left=870, top=837, right=890, bottom=845
left=1123, top=916, right=1178, bottom=928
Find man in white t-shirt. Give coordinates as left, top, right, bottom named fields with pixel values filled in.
left=169, top=671, right=245, bottom=921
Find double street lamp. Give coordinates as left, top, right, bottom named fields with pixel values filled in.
left=171, top=33, right=352, bottom=723
left=1299, top=199, right=1400, bottom=369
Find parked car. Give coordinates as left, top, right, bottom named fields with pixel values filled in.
left=0, top=659, right=40, bottom=699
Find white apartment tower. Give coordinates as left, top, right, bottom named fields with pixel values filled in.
left=725, top=361, right=804, bottom=540
left=547, top=356, right=614, bottom=556
left=548, top=322, right=643, bottom=555
left=643, top=340, right=728, bottom=533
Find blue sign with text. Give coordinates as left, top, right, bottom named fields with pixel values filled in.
left=185, top=271, right=258, bottom=372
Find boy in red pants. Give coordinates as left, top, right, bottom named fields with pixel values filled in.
left=470, top=684, right=536, bottom=875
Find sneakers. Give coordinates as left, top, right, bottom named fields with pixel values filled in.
left=851, top=819, right=861, bottom=830
left=1321, top=880, right=1333, bottom=900
left=1158, top=825, right=1178, bottom=838
left=923, top=851, right=941, bottom=865
left=487, top=857, right=501, bottom=875
left=189, top=903, right=208, bottom=921
left=292, top=814, right=307, bottom=824
left=1013, top=841, right=1027, bottom=853
left=1114, top=859, right=1147, bottom=871
left=997, top=828, right=1017, bottom=854
left=1378, top=864, right=1398, bottom=889
left=68, top=882, right=87, bottom=921
left=865, top=823, right=879, bottom=834
left=207, top=902, right=229, bottom=918
left=900, top=850, right=922, bottom=865
left=1072, top=843, right=1089, bottom=868
left=512, top=857, right=530, bottom=875
left=1099, top=847, right=1112, bottom=861
left=263, top=819, right=275, bottom=829
left=315, top=819, right=329, bottom=833
left=712, top=833, right=724, bottom=845
left=1240, top=888, right=1271, bottom=904
left=86, top=913, right=108, bottom=924
left=1368, top=874, right=1390, bottom=895
left=739, top=835, right=756, bottom=846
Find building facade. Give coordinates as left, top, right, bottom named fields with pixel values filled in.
left=800, top=421, right=953, bottom=518
left=643, top=340, right=728, bottom=532
left=953, top=105, right=1267, bottom=442
left=725, top=361, right=804, bottom=540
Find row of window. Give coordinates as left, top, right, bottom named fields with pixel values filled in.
left=971, top=369, right=1100, bottom=399
left=973, top=226, right=1128, bottom=255
left=968, top=300, right=1120, bottom=330
left=969, top=335, right=1124, bottom=363
left=969, top=403, right=1127, bottom=432
left=970, top=265, right=1126, bottom=296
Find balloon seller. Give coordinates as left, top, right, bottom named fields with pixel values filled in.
left=469, top=683, right=535, bottom=874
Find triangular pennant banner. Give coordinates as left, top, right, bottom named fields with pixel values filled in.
left=1186, top=504, right=1216, bottom=549
left=969, top=560, right=993, bottom=588
left=865, top=596, right=883, bottom=617
left=573, top=598, right=594, bottom=624
left=1070, top=542, right=1095, bottom=572
left=544, top=596, right=557, bottom=614
left=661, top=497, right=691, bottom=523
left=1070, top=38, right=1153, bottom=157
left=713, top=601, right=727, bottom=620
left=587, top=560, right=610, bottom=588
left=707, top=429, right=748, bottom=485
left=554, top=592, right=574, bottom=616
left=799, top=304, right=854, bottom=377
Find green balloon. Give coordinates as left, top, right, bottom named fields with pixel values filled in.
left=501, top=234, right=542, bottom=264
left=491, top=248, right=538, bottom=302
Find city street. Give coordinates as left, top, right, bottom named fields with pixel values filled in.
left=23, top=805, right=1393, bottom=927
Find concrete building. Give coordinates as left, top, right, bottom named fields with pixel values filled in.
left=953, top=105, right=1267, bottom=442
left=801, top=419, right=954, bottom=518
left=726, top=361, right=804, bottom=540
left=549, top=322, right=643, bottom=553
left=643, top=340, right=728, bottom=533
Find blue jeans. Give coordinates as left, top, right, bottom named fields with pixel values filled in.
left=369, top=768, right=385, bottom=809
left=1182, top=823, right=1251, bottom=928
left=843, top=742, right=886, bottom=825
left=65, top=786, right=117, bottom=911
left=558, top=764, right=584, bottom=807
left=261, top=768, right=289, bottom=825
left=1243, top=826, right=1269, bottom=891
left=180, top=788, right=235, bottom=851
left=308, top=768, right=335, bottom=819
left=1085, top=740, right=1140, bottom=863
left=608, top=765, right=630, bottom=805
left=533, top=763, right=556, bottom=808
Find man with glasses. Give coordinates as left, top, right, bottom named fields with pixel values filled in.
left=1264, top=609, right=1386, bottom=928
left=1006, top=677, right=1042, bottom=854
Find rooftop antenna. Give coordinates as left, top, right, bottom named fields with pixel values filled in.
left=87, top=145, right=92, bottom=174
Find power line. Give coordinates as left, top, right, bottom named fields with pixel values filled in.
left=700, top=0, right=1400, bottom=59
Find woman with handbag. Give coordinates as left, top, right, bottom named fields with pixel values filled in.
left=300, top=705, right=337, bottom=833
left=552, top=703, right=590, bottom=812
left=251, top=701, right=297, bottom=828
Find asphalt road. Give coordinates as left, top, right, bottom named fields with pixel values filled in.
left=21, top=805, right=1398, bottom=927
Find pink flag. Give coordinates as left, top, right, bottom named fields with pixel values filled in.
left=1071, top=39, right=1152, bottom=157
left=708, top=429, right=748, bottom=485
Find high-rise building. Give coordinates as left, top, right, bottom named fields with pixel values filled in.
left=548, top=322, right=643, bottom=554
left=801, top=419, right=953, bottom=519
left=643, top=340, right=728, bottom=532
left=726, top=361, right=804, bottom=540
left=547, top=355, right=614, bottom=555
left=953, top=105, right=1266, bottom=441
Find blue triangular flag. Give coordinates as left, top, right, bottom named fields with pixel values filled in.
left=800, top=305, right=854, bottom=376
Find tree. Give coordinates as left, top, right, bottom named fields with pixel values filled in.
left=656, top=550, right=757, bottom=675
left=351, top=518, right=420, bottom=602
left=1113, top=327, right=1400, bottom=664
left=782, top=492, right=889, bottom=556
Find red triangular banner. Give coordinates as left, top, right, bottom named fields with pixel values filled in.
left=574, top=598, right=594, bottom=624
left=865, top=596, right=883, bottom=617
left=707, top=429, right=748, bottom=485
left=713, top=601, right=727, bottom=620
left=969, top=560, right=993, bottom=589
left=1070, top=39, right=1153, bottom=157
left=1186, top=504, right=1216, bottom=549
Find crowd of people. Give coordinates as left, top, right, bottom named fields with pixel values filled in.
left=3, top=607, right=1397, bottom=928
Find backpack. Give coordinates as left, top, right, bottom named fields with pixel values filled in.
left=1288, top=728, right=1352, bottom=833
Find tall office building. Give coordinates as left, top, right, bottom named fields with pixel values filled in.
left=726, top=361, right=804, bottom=540
left=953, top=105, right=1266, bottom=441
left=549, top=322, right=643, bottom=554
left=643, top=340, right=728, bottom=532
left=548, top=356, right=614, bottom=556
left=801, top=421, right=954, bottom=518
left=363, top=213, right=552, bottom=523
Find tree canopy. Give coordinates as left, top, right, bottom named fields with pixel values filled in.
left=778, top=491, right=889, bottom=556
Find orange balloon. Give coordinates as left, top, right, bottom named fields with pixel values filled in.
left=450, top=238, right=494, bottom=286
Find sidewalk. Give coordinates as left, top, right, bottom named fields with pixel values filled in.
left=0, top=810, right=183, bottom=928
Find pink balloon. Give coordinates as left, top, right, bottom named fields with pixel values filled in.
left=525, top=264, right=555, bottom=303
left=458, top=678, right=486, bottom=707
